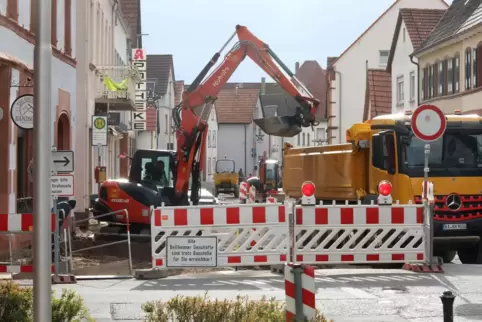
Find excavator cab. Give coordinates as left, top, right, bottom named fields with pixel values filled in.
left=129, top=149, right=177, bottom=201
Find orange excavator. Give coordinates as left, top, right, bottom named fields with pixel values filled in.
left=172, top=24, right=319, bottom=205
left=93, top=25, right=319, bottom=230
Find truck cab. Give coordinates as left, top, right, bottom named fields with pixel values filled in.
left=282, top=110, right=482, bottom=264
left=359, top=110, right=482, bottom=264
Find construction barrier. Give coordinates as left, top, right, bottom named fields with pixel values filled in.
left=285, top=263, right=316, bottom=321
left=247, top=185, right=256, bottom=204
left=0, top=213, right=59, bottom=278
left=239, top=181, right=248, bottom=204
left=150, top=200, right=433, bottom=270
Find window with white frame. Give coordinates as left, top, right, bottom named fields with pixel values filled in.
left=297, top=134, right=300, bottom=146
left=307, top=133, right=310, bottom=146
left=212, top=158, right=216, bottom=175
left=164, top=115, right=168, bottom=134
left=409, top=71, right=415, bottom=102
left=208, top=130, right=211, bottom=147
left=396, top=76, right=404, bottom=105
left=316, top=128, right=325, bottom=142
left=212, top=130, right=216, bottom=147
left=379, top=50, right=389, bottom=66
left=302, top=133, right=305, bottom=146
left=208, top=157, right=211, bottom=175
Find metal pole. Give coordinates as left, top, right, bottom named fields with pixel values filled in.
left=53, top=198, right=59, bottom=274
left=97, top=145, right=101, bottom=192
left=292, top=264, right=306, bottom=321
left=287, top=199, right=295, bottom=263
left=33, top=0, right=52, bottom=320
left=423, top=144, right=430, bottom=199
left=423, top=144, right=432, bottom=265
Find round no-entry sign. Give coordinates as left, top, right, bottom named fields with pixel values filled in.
left=411, top=104, right=446, bottom=142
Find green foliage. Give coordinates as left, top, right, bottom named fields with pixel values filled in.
left=0, top=281, right=92, bottom=322
left=142, top=293, right=332, bottom=322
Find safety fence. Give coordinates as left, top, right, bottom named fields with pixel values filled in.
left=151, top=200, right=431, bottom=270
left=0, top=213, right=57, bottom=274
left=0, top=209, right=133, bottom=280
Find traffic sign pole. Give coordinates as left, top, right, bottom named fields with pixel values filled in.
left=411, top=104, right=446, bottom=268
left=33, top=0, right=52, bottom=321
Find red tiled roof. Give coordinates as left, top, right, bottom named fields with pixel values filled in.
left=216, top=88, right=259, bottom=124
left=387, top=8, right=446, bottom=72
left=364, top=69, right=392, bottom=121
left=401, top=9, right=447, bottom=50
left=174, top=81, right=184, bottom=106
left=294, top=60, right=327, bottom=120
left=333, top=0, right=449, bottom=66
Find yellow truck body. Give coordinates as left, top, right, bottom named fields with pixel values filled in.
left=282, top=111, right=482, bottom=264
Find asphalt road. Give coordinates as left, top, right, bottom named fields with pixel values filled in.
left=15, top=263, right=482, bottom=322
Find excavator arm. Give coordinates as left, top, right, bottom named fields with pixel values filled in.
left=172, top=25, right=320, bottom=205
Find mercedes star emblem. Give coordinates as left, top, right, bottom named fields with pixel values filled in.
left=445, top=194, right=462, bottom=211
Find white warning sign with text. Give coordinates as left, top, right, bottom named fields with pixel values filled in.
left=166, top=236, right=217, bottom=268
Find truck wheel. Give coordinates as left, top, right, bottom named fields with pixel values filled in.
left=214, top=187, right=218, bottom=197
left=234, top=185, right=239, bottom=198
left=458, top=242, right=482, bottom=264
left=435, top=250, right=456, bottom=264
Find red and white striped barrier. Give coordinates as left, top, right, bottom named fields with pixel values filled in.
left=239, top=182, right=248, bottom=203
left=285, top=263, right=316, bottom=321
left=152, top=204, right=286, bottom=227
left=247, top=185, right=256, bottom=204
left=150, top=201, right=428, bottom=270
left=295, top=205, right=423, bottom=225
left=0, top=213, right=56, bottom=232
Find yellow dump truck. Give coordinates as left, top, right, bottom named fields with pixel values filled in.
left=283, top=110, right=482, bottom=264
left=213, top=159, right=239, bottom=197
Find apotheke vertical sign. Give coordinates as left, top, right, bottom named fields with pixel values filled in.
left=132, top=48, right=147, bottom=131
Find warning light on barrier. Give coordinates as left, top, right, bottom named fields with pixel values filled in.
left=301, top=181, right=316, bottom=206
left=378, top=180, right=392, bottom=196
left=377, top=180, right=393, bottom=206
left=301, top=181, right=315, bottom=197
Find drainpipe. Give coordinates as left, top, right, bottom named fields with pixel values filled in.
left=335, top=70, right=342, bottom=143
left=244, top=124, right=247, bottom=176
left=410, top=55, right=420, bottom=105
left=112, top=0, right=119, bottom=64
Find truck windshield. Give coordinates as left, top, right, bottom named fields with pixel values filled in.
left=400, top=130, right=482, bottom=177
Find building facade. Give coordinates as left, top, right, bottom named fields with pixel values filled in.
left=328, top=0, right=448, bottom=144
left=0, top=0, right=76, bottom=214
left=387, top=8, right=446, bottom=113
left=75, top=0, right=139, bottom=211
left=413, top=0, right=482, bottom=114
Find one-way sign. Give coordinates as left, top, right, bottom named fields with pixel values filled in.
left=52, top=150, right=74, bottom=173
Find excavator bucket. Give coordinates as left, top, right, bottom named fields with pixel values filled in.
left=254, top=116, right=302, bottom=137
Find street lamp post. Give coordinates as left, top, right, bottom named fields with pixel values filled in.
left=33, top=0, right=53, bottom=321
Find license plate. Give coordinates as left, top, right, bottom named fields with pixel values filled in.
left=443, top=224, right=467, bottom=230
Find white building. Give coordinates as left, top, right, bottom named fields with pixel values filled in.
left=216, top=87, right=258, bottom=178
left=0, top=0, right=77, bottom=214
left=387, top=8, right=446, bottom=112
left=146, top=54, right=176, bottom=150
left=76, top=0, right=139, bottom=210
left=329, top=0, right=448, bottom=144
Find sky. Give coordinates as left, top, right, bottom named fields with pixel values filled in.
left=141, top=0, right=453, bottom=83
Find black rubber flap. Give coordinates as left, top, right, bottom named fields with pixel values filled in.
left=253, top=116, right=301, bottom=137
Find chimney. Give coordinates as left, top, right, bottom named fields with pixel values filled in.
left=261, top=77, right=266, bottom=95
left=295, top=62, right=300, bottom=73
